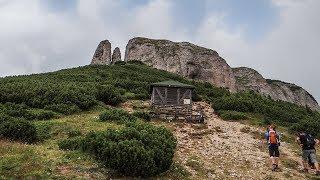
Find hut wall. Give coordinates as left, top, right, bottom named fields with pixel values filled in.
left=151, top=86, right=192, bottom=107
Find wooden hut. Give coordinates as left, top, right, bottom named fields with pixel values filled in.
left=150, top=81, right=203, bottom=122
left=150, top=80, right=195, bottom=107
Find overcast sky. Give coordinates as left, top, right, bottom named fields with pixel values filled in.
left=0, top=0, right=319, bottom=102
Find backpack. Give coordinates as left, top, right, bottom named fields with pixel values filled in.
left=268, top=129, right=278, bottom=144
left=301, top=133, right=316, bottom=149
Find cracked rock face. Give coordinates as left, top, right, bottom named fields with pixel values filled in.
left=124, top=37, right=237, bottom=92
left=111, top=47, right=121, bottom=64
left=91, top=40, right=111, bottom=65
left=233, top=67, right=319, bottom=111
left=267, top=80, right=319, bottom=111
left=90, top=37, right=318, bottom=110
left=233, top=67, right=273, bottom=96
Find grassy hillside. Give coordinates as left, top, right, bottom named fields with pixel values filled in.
left=1, top=61, right=320, bottom=178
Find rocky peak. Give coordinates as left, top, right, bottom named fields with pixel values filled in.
left=233, top=67, right=319, bottom=111
left=233, top=67, right=272, bottom=96
left=111, top=47, right=121, bottom=64
left=125, top=37, right=236, bottom=92
left=91, top=40, right=111, bottom=65
left=267, top=80, right=319, bottom=111
left=90, top=37, right=319, bottom=111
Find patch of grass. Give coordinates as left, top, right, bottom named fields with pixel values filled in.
left=99, top=108, right=137, bottom=124
left=306, top=174, right=320, bottom=180
left=0, top=141, right=51, bottom=179
left=282, top=158, right=299, bottom=170
left=280, top=133, right=296, bottom=144
left=1, top=109, right=119, bottom=179
left=132, top=111, right=151, bottom=121
left=34, top=120, right=62, bottom=141
left=132, top=100, right=149, bottom=110
left=218, top=110, right=248, bottom=121
left=45, top=110, right=120, bottom=138
left=186, top=155, right=205, bottom=174
left=159, top=162, right=191, bottom=180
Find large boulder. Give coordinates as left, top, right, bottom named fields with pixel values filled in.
left=125, top=37, right=237, bottom=92
left=111, top=47, right=121, bottom=64
left=233, top=67, right=319, bottom=111
left=91, top=40, right=111, bottom=65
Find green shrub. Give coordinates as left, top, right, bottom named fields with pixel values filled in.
left=218, top=110, right=248, bottom=121
left=289, top=117, right=320, bottom=137
left=0, top=103, right=56, bottom=120
left=99, top=108, right=136, bottom=124
left=26, top=109, right=56, bottom=120
left=0, top=103, right=29, bottom=118
left=0, top=119, right=38, bottom=143
left=0, top=60, right=319, bottom=138
left=34, top=121, right=53, bottom=141
left=0, top=113, right=13, bottom=123
left=67, top=129, right=82, bottom=138
left=44, top=103, right=80, bottom=115
left=73, top=122, right=177, bottom=177
left=96, top=85, right=124, bottom=106
left=132, top=111, right=151, bottom=121
left=58, top=137, right=84, bottom=151
left=114, top=61, right=126, bottom=65
left=127, top=60, right=145, bottom=65
left=209, top=91, right=320, bottom=137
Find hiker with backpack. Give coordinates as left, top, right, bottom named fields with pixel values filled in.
left=296, top=131, right=320, bottom=175
left=265, top=124, right=281, bottom=171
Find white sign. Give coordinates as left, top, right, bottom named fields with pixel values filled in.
left=183, top=99, right=191, bottom=104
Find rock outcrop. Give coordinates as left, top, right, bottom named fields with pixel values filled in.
left=90, top=37, right=319, bottom=110
left=233, top=67, right=273, bottom=96
left=267, top=80, right=319, bottom=111
left=125, top=37, right=237, bottom=92
left=233, top=67, right=319, bottom=111
left=111, top=47, right=121, bottom=64
left=91, top=40, right=111, bottom=65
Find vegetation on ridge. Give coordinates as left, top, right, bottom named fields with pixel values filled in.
left=0, top=61, right=320, bottom=178
left=0, top=61, right=319, bottom=137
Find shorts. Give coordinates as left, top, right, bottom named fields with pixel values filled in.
left=269, top=144, right=280, bottom=157
left=302, top=149, right=317, bottom=164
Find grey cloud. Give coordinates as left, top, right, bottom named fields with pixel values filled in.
left=0, top=0, right=319, bottom=103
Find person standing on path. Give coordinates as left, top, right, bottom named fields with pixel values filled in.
left=265, top=124, right=281, bottom=171
left=296, top=131, right=320, bottom=176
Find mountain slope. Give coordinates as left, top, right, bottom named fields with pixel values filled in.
left=152, top=102, right=310, bottom=179
left=1, top=62, right=320, bottom=179
left=233, top=67, right=319, bottom=111
left=110, top=37, right=319, bottom=110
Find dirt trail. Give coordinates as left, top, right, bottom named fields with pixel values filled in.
left=167, top=102, right=308, bottom=180
left=121, top=100, right=313, bottom=179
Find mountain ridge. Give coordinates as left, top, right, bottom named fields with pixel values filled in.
left=90, top=37, right=318, bottom=111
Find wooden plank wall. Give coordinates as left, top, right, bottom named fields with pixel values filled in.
left=151, top=87, right=192, bottom=106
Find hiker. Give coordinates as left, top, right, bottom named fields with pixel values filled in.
left=265, top=124, right=281, bottom=171
left=296, top=131, right=320, bottom=175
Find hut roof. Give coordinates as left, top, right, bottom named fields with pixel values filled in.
left=151, top=81, right=195, bottom=89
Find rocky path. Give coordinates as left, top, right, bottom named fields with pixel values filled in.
left=121, top=100, right=314, bottom=179
left=167, top=102, right=307, bottom=180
